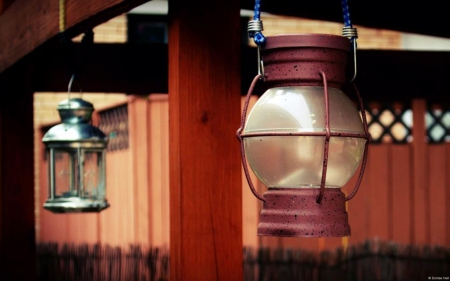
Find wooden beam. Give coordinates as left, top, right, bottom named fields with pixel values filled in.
left=0, top=0, right=149, bottom=74
left=355, top=50, right=450, bottom=102
left=168, top=0, right=242, bottom=280
left=0, top=62, right=35, bottom=280
left=0, top=0, right=14, bottom=15
left=31, top=43, right=450, bottom=102
left=32, top=42, right=168, bottom=94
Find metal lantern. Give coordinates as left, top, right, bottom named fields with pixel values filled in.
left=42, top=98, right=109, bottom=213
left=237, top=34, right=371, bottom=237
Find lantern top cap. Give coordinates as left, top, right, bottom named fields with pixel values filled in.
left=57, top=98, right=94, bottom=124
left=262, top=33, right=350, bottom=52
left=58, top=98, right=94, bottom=110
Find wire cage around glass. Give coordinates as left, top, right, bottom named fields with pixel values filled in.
left=42, top=98, right=109, bottom=213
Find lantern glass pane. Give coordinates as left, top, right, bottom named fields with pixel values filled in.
left=54, top=149, right=79, bottom=197
left=244, top=86, right=366, bottom=188
left=83, top=150, right=105, bottom=200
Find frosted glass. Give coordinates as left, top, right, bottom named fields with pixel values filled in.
left=83, top=151, right=103, bottom=199
left=243, top=86, right=366, bottom=188
left=53, top=149, right=79, bottom=197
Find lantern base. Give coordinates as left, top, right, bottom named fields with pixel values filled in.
left=44, top=198, right=109, bottom=213
left=258, top=188, right=350, bottom=237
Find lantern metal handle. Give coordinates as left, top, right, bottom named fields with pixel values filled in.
left=317, top=71, right=331, bottom=204
left=344, top=83, right=371, bottom=201
left=317, top=71, right=371, bottom=203
left=237, top=74, right=266, bottom=202
left=67, top=74, right=83, bottom=104
left=342, top=26, right=358, bottom=83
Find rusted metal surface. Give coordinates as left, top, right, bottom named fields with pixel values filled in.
left=258, top=188, right=350, bottom=237
left=261, top=34, right=349, bottom=88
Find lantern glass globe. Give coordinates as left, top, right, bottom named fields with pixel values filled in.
left=243, top=86, right=366, bottom=188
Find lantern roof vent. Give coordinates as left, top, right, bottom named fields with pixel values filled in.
left=57, top=98, right=94, bottom=124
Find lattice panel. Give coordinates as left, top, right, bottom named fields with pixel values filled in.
left=426, top=102, right=450, bottom=143
left=98, top=104, right=129, bottom=151
left=364, top=101, right=412, bottom=144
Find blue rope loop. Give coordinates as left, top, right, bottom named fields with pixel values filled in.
left=248, top=0, right=265, bottom=46
left=253, top=32, right=266, bottom=45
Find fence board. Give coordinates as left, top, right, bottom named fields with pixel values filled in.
left=446, top=145, right=450, bottom=245
left=428, top=145, right=447, bottom=245
left=66, top=213, right=99, bottom=244
left=322, top=237, right=341, bottom=251
left=129, top=96, right=150, bottom=245
left=347, top=163, right=367, bottom=246
left=148, top=94, right=170, bottom=247
left=100, top=150, right=132, bottom=246
left=367, top=145, right=390, bottom=239
left=391, top=145, right=412, bottom=244
left=412, top=99, right=429, bottom=244
left=100, top=153, right=118, bottom=245
left=159, top=96, right=170, bottom=247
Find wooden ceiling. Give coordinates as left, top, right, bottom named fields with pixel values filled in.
left=4, top=0, right=450, bottom=101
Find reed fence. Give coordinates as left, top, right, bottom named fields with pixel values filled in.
left=36, top=243, right=169, bottom=281
left=244, top=239, right=450, bottom=281
left=36, top=239, right=450, bottom=281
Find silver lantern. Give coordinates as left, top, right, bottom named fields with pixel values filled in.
left=42, top=98, right=109, bottom=213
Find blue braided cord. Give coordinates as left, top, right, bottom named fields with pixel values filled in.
left=341, top=0, right=352, bottom=27
left=253, top=0, right=262, bottom=20
left=341, top=0, right=357, bottom=46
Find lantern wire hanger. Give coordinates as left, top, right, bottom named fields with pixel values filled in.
left=247, top=0, right=265, bottom=77
left=341, top=0, right=358, bottom=82
left=61, top=29, right=95, bottom=102
left=59, top=0, right=95, bottom=101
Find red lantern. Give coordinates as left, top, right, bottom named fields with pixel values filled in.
left=237, top=34, right=371, bottom=237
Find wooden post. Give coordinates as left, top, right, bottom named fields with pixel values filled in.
left=168, top=0, right=243, bottom=280
left=0, top=63, right=36, bottom=280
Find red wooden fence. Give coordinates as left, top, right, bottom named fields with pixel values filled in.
left=37, top=95, right=169, bottom=248
left=36, top=96, right=450, bottom=251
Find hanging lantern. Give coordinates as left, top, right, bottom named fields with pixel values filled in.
left=238, top=34, right=370, bottom=237
left=237, top=0, right=371, bottom=237
left=42, top=98, right=109, bottom=213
